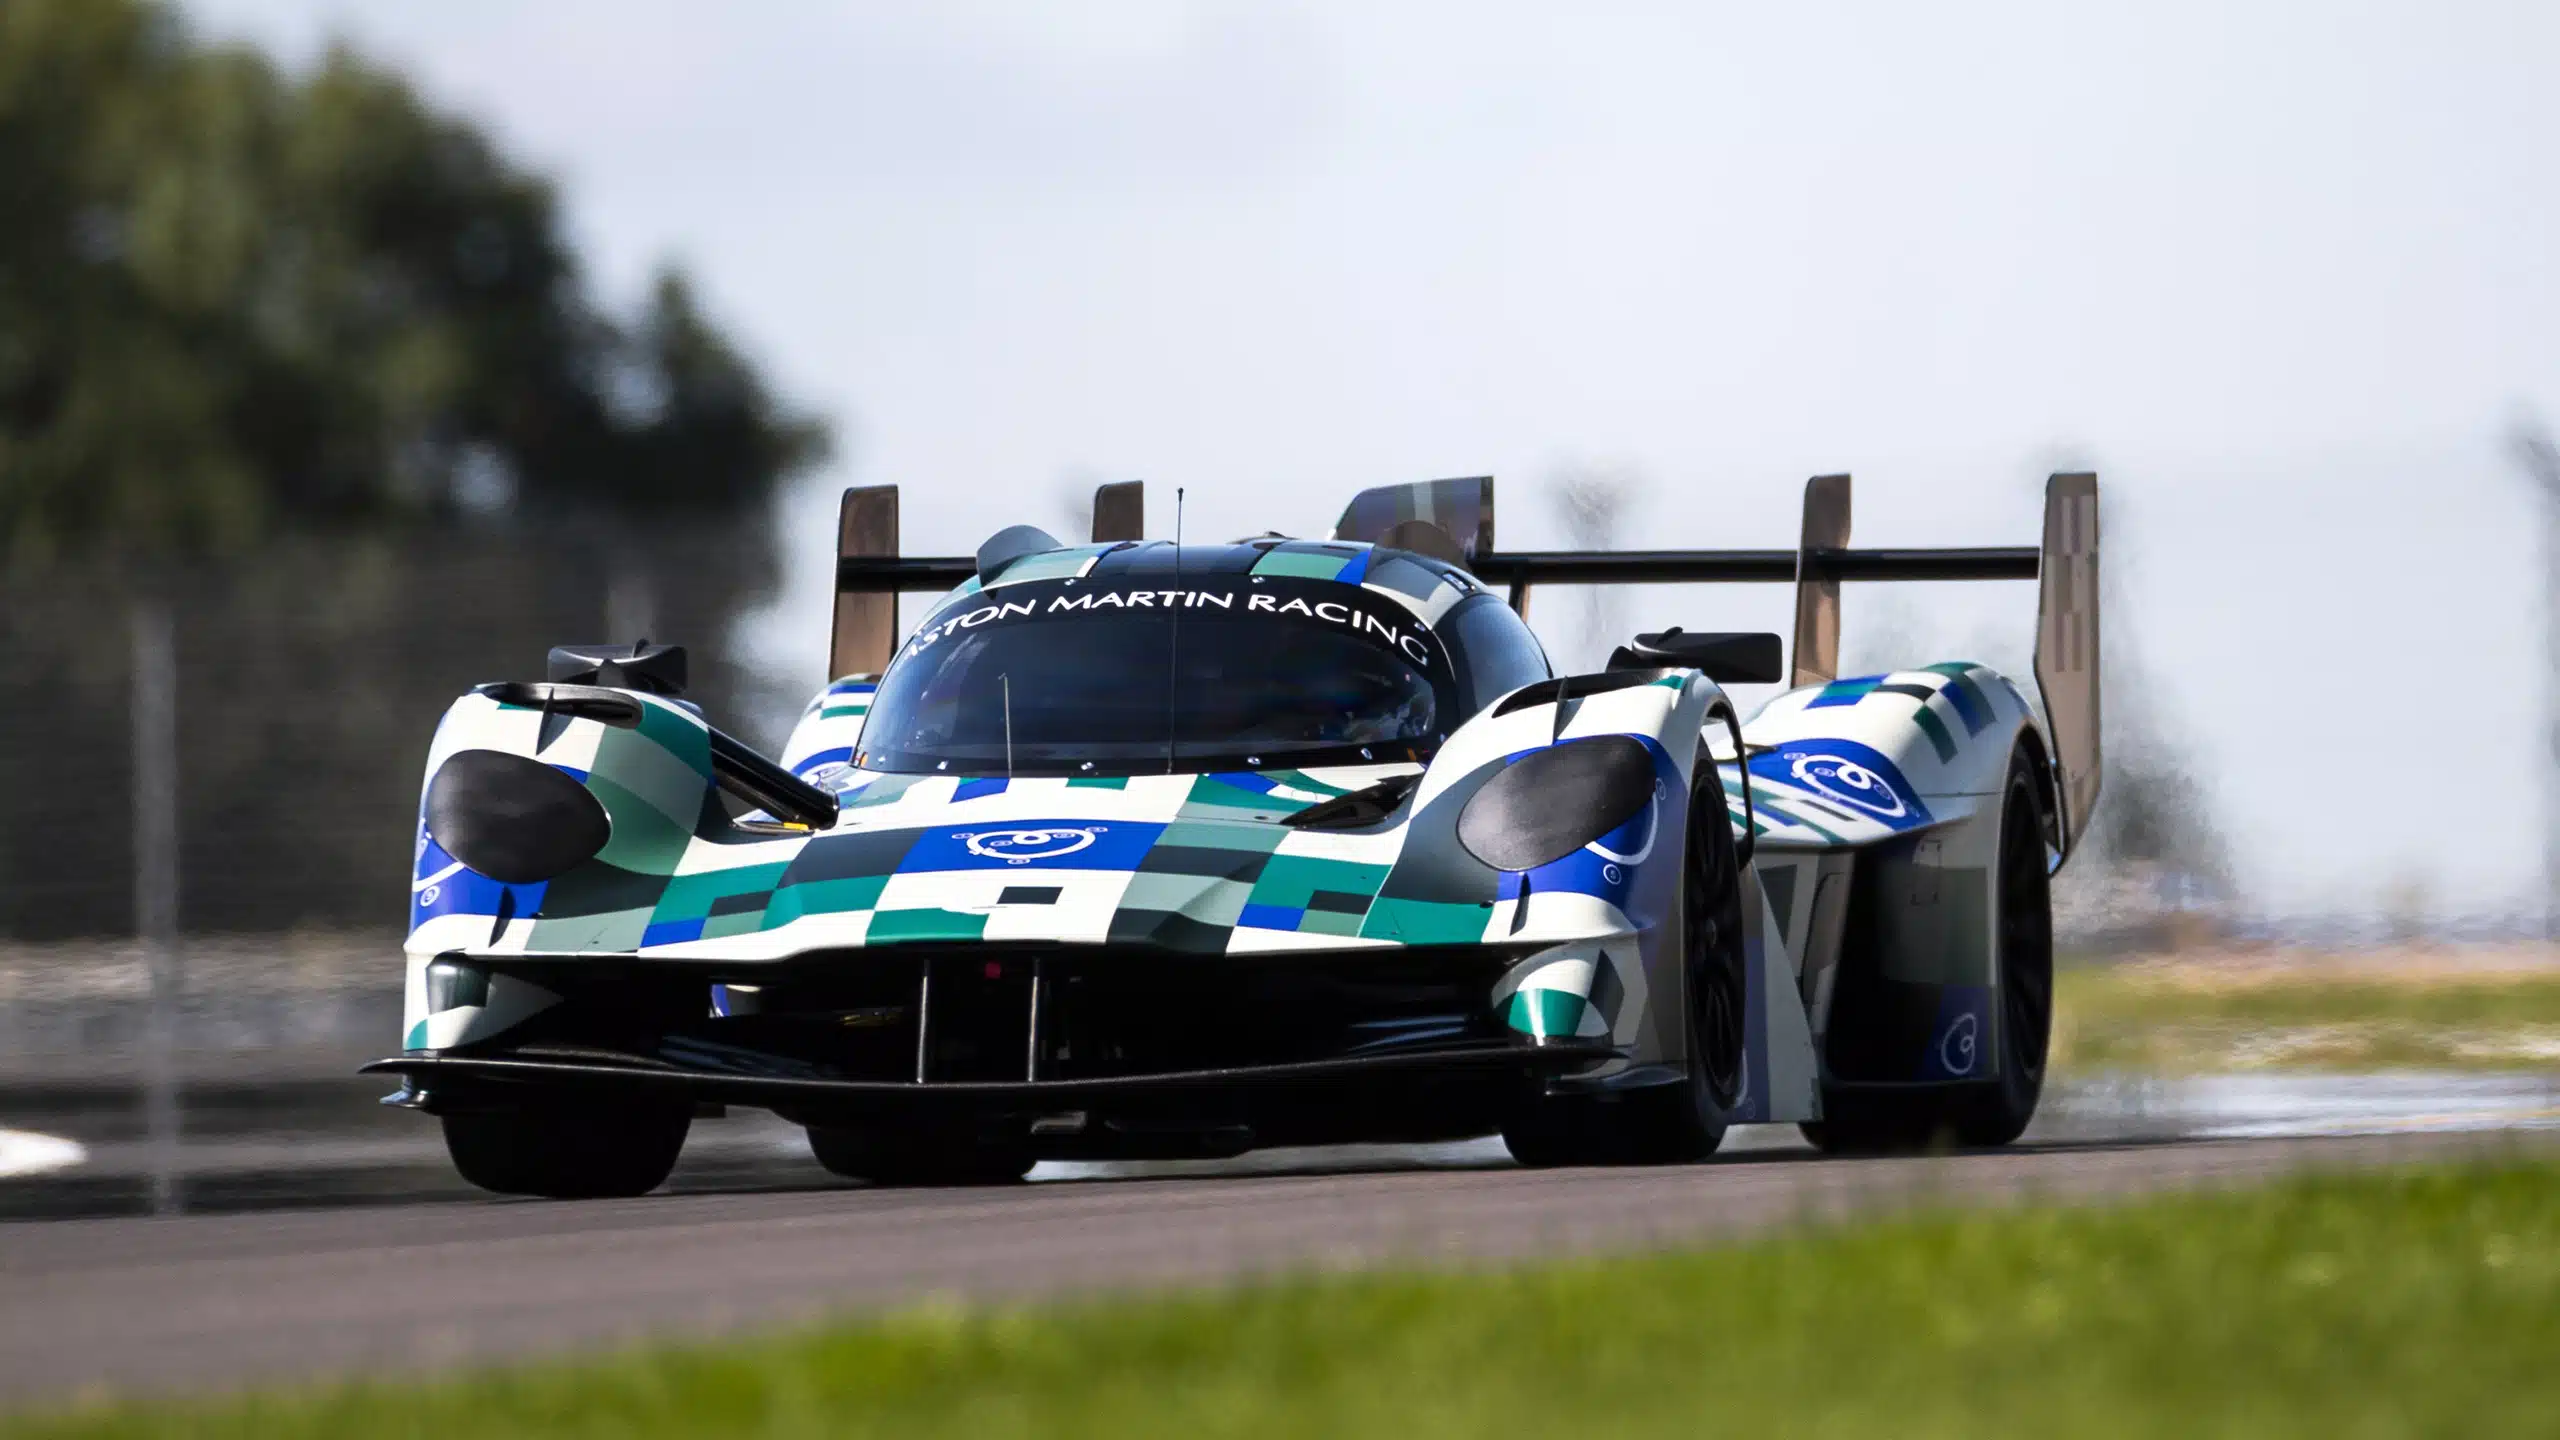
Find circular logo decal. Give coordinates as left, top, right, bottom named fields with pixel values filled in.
left=1789, top=753, right=1908, bottom=819
left=961, top=826, right=1105, bottom=865
left=1939, top=1012, right=1979, bottom=1075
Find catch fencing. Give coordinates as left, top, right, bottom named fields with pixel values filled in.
left=0, top=523, right=790, bottom=943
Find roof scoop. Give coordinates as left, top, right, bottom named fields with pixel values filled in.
left=976, top=524, right=1063, bottom=584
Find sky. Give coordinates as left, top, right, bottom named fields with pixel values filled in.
left=185, top=0, right=2560, bottom=921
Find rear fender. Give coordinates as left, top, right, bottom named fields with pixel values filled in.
left=1737, top=661, right=2042, bottom=848
left=1733, top=662, right=2050, bottom=1084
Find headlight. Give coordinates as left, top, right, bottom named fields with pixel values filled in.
left=424, top=749, right=611, bottom=884
left=1456, top=735, right=1658, bottom=872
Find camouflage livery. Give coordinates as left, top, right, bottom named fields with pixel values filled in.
left=379, top=473, right=2094, bottom=1190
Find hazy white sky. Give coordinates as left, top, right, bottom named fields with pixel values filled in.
left=188, top=1, right=2560, bottom=918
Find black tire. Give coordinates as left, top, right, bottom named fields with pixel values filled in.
left=1503, top=744, right=1740, bottom=1167
left=805, top=1125, right=1035, bottom=1186
left=442, top=1096, right=690, bottom=1199
left=1954, top=754, right=2054, bottom=1145
left=1800, top=747, right=2052, bottom=1154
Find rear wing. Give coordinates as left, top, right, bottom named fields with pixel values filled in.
left=826, top=471, right=2100, bottom=853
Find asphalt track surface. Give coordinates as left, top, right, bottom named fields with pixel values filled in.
left=2, top=1126, right=2551, bottom=1408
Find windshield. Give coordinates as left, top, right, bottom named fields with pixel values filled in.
left=857, top=576, right=1452, bottom=775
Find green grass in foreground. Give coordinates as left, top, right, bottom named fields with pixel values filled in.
left=2052, top=966, right=2560, bottom=1072
left=16, top=1157, right=2560, bottom=1439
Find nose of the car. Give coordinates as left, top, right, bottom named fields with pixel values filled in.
left=1106, top=814, right=1282, bottom=937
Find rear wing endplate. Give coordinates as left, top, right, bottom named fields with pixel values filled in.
left=2033, top=475, right=2101, bottom=853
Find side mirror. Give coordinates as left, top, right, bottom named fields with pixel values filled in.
left=1607, top=629, right=1783, bottom=685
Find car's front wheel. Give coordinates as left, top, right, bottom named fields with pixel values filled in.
left=1503, top=743, right=1739, bottom=1167
left=442, top=1095, right=691, bottom=1198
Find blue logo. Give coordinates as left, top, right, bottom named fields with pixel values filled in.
left=898, top=820, right=1166, bottom=873
left=1918, top=985, right=1991, bottom=1081
left=1791, top=753, right=1907, bottom=818
left=1938, top=1011, right=1979, bottom=1075
left=960, top=826, right=1106, bottom=865
left=1750, top=738, right=1932, bottom=831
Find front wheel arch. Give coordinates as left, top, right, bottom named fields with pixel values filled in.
left=1500, top=739, right=1739, bottom=1168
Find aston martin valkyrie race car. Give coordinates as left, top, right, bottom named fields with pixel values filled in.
left=375, top=472, right=2101, bottom=1196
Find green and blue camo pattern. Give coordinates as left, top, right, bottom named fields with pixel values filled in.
left=403, top=535, right=2040, bottom=1123
left=409, top=664, right=1702, bottom=965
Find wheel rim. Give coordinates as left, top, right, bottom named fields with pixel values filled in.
left=1997, top=773, right=2053, bottom=1104
left=1685, top=753, right=1746, bottom=1106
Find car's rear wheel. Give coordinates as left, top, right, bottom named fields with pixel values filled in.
left=1800, top=747, right=2052, bottom=1153
left=805, top=1125, right=1036, bottom=1186
left=442, top=1095, right=691, bottom=1198
left=1503, top=744, right=1739, bottom=1167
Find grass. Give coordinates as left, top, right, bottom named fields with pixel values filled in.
left=2052, top=962, right=2560, bottom=1072
left=14, top=1156, right=2560, bottom=1439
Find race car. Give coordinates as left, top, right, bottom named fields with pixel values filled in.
left=372, top=471, right=2100, bottom=1196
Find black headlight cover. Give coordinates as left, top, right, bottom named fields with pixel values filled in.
left=1456, top=735, right=1658, bottom=872
left=425, top=749, right=611, bottom=884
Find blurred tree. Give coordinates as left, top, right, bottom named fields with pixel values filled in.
left=0, top=0, right=824, bottom=563
left=0, top=0, right=831, bottom=938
